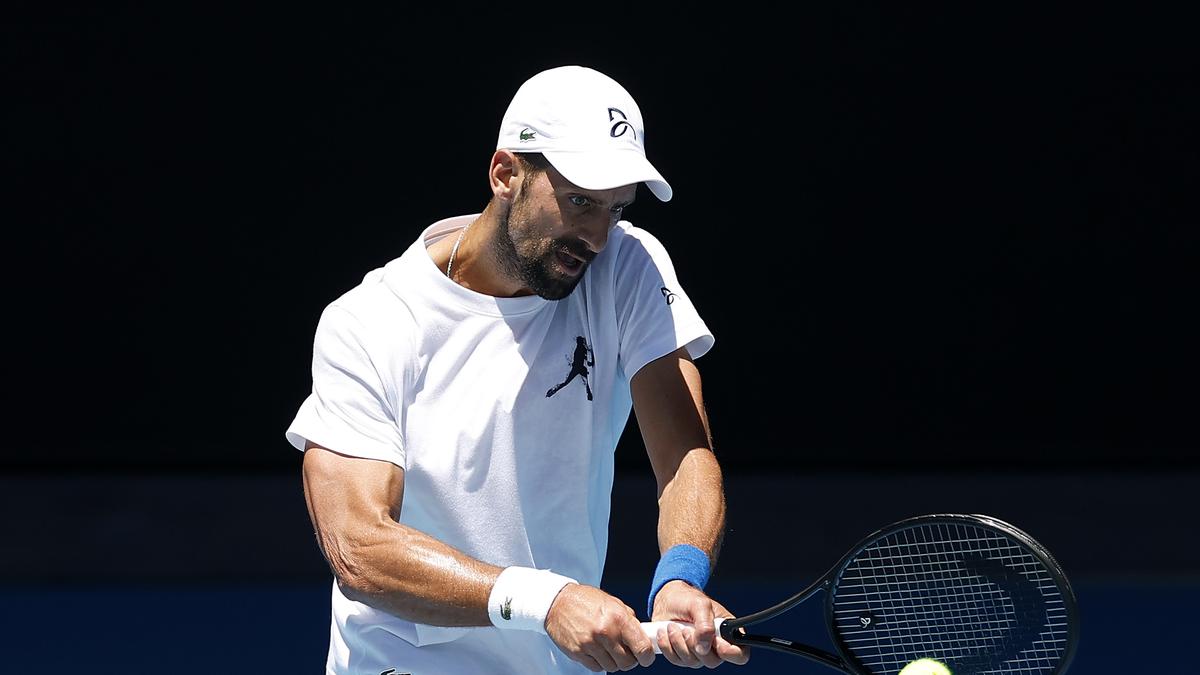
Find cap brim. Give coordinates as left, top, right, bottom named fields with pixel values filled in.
left=542, top=149, right=673, bottom=202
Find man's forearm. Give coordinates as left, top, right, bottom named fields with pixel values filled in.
left=303, top=445, right=504, bottom=626
left=323, top=516, right=502, bottom=625
left=656, top=447, right=727, bottom=562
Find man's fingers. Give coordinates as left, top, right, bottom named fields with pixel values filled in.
left=607, top=621, right=659, bottom=672
left=576, top=653, right=605, bottom=673
left=635, top=641, right=656, bottom=668
left=688, top=599, right=716, bottom=656
left=586, top=640, right=620, bottom=673
left=547, top=585, right=666, bottom=671
left=713, top=635, right=751, bottom=666
left=664, top=622, right=700, bottom=667
left=619, top=616, right=657, bottom=667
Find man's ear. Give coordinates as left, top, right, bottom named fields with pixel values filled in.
left=489, top=150, right=519, bottom=202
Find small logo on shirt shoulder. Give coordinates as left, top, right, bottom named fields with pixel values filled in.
left=660, top=286, right=677, bottom=305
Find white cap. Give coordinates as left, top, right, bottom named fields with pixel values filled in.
left=496, top=65, right=673, bottom=202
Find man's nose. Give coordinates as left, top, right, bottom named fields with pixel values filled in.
left=573, top=211, right=611, bottom=254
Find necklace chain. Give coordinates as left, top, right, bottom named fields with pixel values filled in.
left=446, top=224, right=470, bottom=279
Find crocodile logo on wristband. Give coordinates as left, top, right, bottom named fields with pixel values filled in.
left=500, top=597, right=513, bottom=620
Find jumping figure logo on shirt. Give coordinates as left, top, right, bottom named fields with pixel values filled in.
left=500, top=597, right=513, bottom=620
left=546, top=336, right=595, bottom=401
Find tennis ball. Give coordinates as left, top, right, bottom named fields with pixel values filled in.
left=898, top=658, right=952, bottom=675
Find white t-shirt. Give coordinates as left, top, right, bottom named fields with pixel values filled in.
left=286, top=214, right=714, bottom=675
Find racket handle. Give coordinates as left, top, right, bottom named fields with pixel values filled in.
left=640, top=617, right=726, bottom=654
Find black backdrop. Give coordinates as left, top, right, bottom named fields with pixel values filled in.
left=7, top=4, right=1197, bottom=475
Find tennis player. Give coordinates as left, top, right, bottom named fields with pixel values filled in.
left=286, top=65, right=749, bottom=674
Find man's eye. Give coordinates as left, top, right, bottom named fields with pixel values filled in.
left=568, top=195, right=590, bottom=207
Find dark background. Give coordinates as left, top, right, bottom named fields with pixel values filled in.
left=3, top=4, right=1198, bottom=672
left=7, top=4, right=1198, bottom=477
left=6, top=4, right=1197, bottom=475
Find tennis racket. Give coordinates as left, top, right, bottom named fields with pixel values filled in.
left=641, top=513, right=1078, bottom=674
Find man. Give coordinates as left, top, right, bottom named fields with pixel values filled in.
left=286, top=65, right=749, bottom=674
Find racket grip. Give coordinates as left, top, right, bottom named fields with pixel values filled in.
left=640, top=618, right=726, bottom=654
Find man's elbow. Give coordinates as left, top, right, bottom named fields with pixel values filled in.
left=321, top=535, right=383, bottom=603
left=336, top=575, right=377, bottom=605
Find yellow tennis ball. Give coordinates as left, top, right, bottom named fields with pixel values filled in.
left=898, top=658, right=952, bottom=675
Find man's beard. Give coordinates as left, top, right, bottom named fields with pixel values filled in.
left=492, top=197, right=589, bottom=301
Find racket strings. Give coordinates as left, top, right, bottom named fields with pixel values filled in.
left=830, top=522, right=1070, bottom=674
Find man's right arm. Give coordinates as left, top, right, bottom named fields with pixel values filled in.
left=302, top=442, right=497, bottom=625
left=301, top=442, right=655, bottom=671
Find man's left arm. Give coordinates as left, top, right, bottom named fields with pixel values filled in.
left=631, top=347, right=750, bottom=668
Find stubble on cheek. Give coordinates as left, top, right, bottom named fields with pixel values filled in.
left=509, top=193, right=559, bottom=260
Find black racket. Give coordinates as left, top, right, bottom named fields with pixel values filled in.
left=641, top=513, right=1078, bottom=674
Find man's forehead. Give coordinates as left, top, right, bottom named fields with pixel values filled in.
left=544, top=165, right=637, bottom=203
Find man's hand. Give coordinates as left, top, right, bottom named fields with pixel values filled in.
left=649, top=580, right=750, bottom=668
left=545, top=583, right=657, bottom=672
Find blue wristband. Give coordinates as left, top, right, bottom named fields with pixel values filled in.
left=646, top=544, right=711, bottom=618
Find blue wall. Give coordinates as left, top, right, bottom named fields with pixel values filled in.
left=1, top=577, right=1192, bottom=673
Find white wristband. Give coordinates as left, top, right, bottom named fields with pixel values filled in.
left=487, top=566, right=577, bottom=634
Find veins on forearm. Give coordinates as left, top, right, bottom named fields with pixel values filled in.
left=332, top=520, right=499, bottom=626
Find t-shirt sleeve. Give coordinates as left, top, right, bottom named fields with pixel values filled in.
left=284, top=304, right=406, bottom=468
left=614, top=227, right=715, bottom=379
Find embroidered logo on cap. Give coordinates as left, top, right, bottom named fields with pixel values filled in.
left=519, top=128, right=537, bottom=142
left=608, top=108, right=635, bottom=139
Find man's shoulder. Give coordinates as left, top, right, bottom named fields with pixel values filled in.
left=319, top=252, right=420, bottom=334
left=592, top=221, right=674, bottom=280
left=327, top=262, right=398, bottom=312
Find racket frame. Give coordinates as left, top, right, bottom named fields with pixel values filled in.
left=718, top=513, right=1079, bottom=675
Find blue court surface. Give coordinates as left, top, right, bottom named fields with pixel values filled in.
left=0, top=575, right=1190, bottom=673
